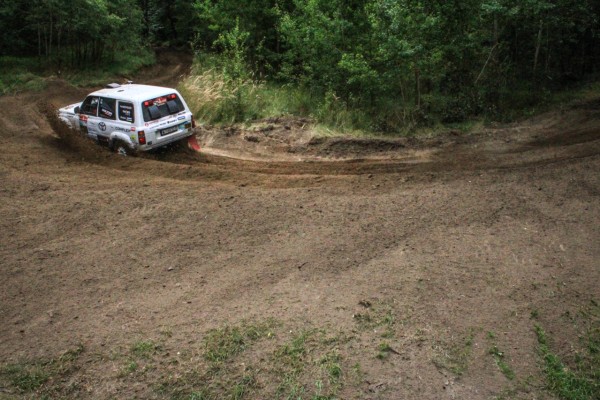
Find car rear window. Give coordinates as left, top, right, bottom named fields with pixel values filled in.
left=142, top=93, right=184, bottom=122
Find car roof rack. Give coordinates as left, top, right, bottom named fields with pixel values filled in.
left=105, top=83, right=121, bottom=89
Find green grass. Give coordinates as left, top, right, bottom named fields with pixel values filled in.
left=65, top=49, right=155, bottom=87
left=131, top=340, right=159, bottom=358
left=489, top=346, right=516, bottom=380
left=203, top=320, right=275, bottom=364
left=2, top=363, right=49, bottom=392
left=274, top=330, right=345, bottom=400
left=0, top=56, right=48, bottom=95
left=154, top=321, right=348, bottom=400
left=376, top=342, right=394, bottom=360
left=179, top=65, right=318, bottom=126
left=352, top=300, right=396, bottom=338
left=0, top=345, right=83, bottom=394
left=535, top=324, right=600, bottom=400
left=432, top=330, right=475, bottom=376
left=0, top=49, right=154, bottom=95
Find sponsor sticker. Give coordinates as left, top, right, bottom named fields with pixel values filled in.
left=98, top=122, right=106, bottom=131
left=118, top=103, right=134, bottom=122
left=178, top=116, right=185, bottom=120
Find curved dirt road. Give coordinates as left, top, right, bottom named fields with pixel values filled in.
left=0, top=73, right=599, bottom=399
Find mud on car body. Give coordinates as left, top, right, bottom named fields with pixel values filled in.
left=58, top=83, right=198, bottom=154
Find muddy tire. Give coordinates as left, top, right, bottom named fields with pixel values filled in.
left=112, top=139, right=135, bottom=156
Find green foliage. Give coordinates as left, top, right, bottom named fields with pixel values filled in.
left=65, top=48, right=155, bottom=87
left=180, top=58, right=320, bottom=124
left=185, top=0, right=600, bottom=131
left=0, top=0, right=149, bottom=70
left=3, top=0, right=599, bottom=129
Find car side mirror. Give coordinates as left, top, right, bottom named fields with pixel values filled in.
left=74, top=106, right=80, bottom=114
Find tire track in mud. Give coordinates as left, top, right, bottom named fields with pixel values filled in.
left=2, top=76, right=599, bottom=191
left=142, top=123, right=600, bottom=184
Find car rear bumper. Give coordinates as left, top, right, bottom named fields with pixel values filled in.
left=135, top=129, right=195, bottom=151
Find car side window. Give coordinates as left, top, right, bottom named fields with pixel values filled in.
left=99, top=97, right=116, bottom=120
left=118, top=101, right=135, bottom=123
left=80, top=96, right=99, bottom=116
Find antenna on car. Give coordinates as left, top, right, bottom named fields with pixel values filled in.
left=105, top=83, right=121, bottom=89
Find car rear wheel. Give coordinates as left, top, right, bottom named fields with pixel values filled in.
left=112, top=139, right=134, bottom=156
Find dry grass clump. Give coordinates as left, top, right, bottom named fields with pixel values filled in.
left=179, top=69, right=265, bottom=124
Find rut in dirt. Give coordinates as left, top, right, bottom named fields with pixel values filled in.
left=43, top=101, right=600, bottom=180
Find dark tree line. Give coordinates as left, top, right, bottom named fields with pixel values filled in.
left=2, top=0, right=599, bottom=125
left=191, top=0, right=600, bottom=124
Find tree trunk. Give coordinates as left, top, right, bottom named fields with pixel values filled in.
left=37, top=24, right=41, bottom=58
left=545, top=23, right=550, bottom=73
left=49, top=13, right=53, bottom=58
left=533, top=19, right=543, bottom=73
left=415, top=68, right=421, bottom=108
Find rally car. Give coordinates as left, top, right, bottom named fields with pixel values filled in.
left=58, top=83, right=200, bottom=155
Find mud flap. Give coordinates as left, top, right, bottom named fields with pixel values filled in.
left=187, top=135, right=201, bottom=152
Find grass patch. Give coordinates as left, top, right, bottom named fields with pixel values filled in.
left=0, top=50, right=154, bottom=95
left=179, top=64, right=317, bottom=126
left=0, top=345, right=83, bottom=394
left=432, top=330, right=475, bottom=376
left=274, top=330, right=345, bottom=400
left=131, top=340, right=159, bottom=359
left=155, top=321, right=351, bottom=400
left=489, top=345, right=516, bottom=380
left=203, top=319, right=275, bottom=364
left=63, top=50, right=155, bottom=87
left=376, top=342, right=395, bottom=360
left=535, top=323, right=600, bottom=400
left=352, top=300, right=396, bottom=338
left=0, top=56, right=47, bottom=95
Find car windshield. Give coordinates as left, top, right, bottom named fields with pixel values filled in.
left=142, top=93, right=184, bottom=122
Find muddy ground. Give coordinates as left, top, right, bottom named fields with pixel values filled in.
left=0, top=57, right=599, bottom=400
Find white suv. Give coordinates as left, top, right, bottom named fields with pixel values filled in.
left=59, top=83, right=197, bottom=154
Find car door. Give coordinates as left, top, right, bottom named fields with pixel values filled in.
left=96, top=97, right=118, bottom=144
left=79, top=96, right=99, bottom=137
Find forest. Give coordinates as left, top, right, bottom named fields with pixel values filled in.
left=1, top=0, right=600, bottom=132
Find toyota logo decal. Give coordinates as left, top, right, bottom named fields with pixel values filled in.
left=99, top=122, right=106, bottom=131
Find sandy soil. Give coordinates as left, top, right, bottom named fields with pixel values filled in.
left=0, top=57, right=599, bottom=400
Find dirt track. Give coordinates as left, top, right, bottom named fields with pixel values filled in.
left=0, top=62, right=599, bottom=399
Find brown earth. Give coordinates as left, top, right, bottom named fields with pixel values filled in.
left=0, top=60, right=599, bottom=400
